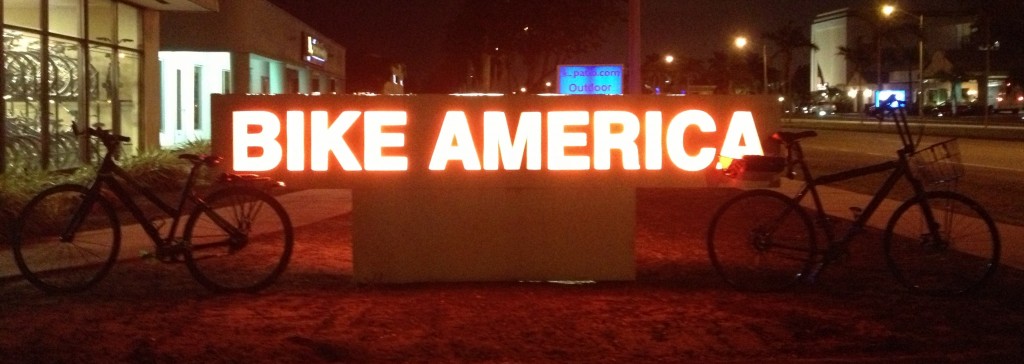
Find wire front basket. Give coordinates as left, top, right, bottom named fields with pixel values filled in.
left=908, top=138, right=964, bottom=186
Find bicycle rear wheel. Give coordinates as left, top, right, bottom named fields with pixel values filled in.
left=13, top=184, right=121, bottom=293
left=884, top=191, right=999, bottom=296
left=184, top=187, right=293, bottom=292
left=707, top=189, right=817, bottom=292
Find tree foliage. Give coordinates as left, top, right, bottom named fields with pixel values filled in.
left=762, top=21, right=818, bottom=97
left=970, top=0, right=1024, bottom=81
left=445, top=0, right=623, bottom=93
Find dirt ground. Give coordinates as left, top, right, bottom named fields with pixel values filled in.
left=2, top=188, right=1024, bottom=363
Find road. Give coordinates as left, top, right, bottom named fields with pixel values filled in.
left=794, top=129, right=1024, bottom=173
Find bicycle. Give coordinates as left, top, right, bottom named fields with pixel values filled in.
left=706, top=96, right=1000, bottom=296
left=11, top=123, right=293, bottom=293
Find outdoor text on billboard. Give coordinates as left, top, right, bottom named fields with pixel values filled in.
left=558, top=65, right=623, bottom=95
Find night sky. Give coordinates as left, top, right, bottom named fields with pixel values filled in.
left=268, top=0, right=971, bottom=92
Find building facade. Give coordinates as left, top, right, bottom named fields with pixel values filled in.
left=159, top=0, right=345, bottom=147
left=1, top=0, right=344, bottom=172
left=2, top=0, right=220, bottom=171
left=810, top=6, right=1014, bottom=114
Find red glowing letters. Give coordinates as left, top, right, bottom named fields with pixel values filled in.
left=231, top=109, right=764, bottom=172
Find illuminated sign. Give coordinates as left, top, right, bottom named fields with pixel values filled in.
left=303, top=34, right=327, bottom=65
left=211, top=95, right=780, bottom=188
left=558, top=65, right=623, bottom=95
left=874, top=90, right=906, bottom=107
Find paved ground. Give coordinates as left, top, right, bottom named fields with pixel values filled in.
left=2, top=188, right=1022, bottom=363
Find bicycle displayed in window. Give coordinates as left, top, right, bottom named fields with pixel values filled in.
left=707, top=96, right=1000, bottom=296
left=4, top=30, right=100, bottom=171
left=11, top=123, right=293, bottom=293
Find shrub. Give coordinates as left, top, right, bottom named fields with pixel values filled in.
left=0, top=142, right=213, bottom=237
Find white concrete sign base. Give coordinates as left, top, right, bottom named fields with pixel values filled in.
left=352, top=187, right=636, bottom=283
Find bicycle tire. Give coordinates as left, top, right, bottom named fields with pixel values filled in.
left=184, top=187, right=293, bottom=293
left=884, top=190, right=1000, bottom=296
left=13, top=184, right=121, bottom=293
left=707, top=189, right=817, bottom=292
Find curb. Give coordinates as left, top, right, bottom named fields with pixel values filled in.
left=782, top=117, right=1024, bottom=141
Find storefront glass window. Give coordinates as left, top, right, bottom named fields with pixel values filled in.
left=49, top=0, right=83, bottom=37
left=117, top=50, right=140, bottom=145
left=3, top=31, right=43, bottom=170
left=88, top=46, right=113, bottom=133
left=116, top=2, right=140, bottom=49
left=87, top=0, right=115, bottom=44
left=2, top=0, right=142, bottom=171
left=48, top=36, right=84, bottom=169
left=3, top=0, right=41, bottom=30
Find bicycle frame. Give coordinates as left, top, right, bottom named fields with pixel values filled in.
left=61, top=134, right=239, bottom=253
left=707, top=96, right=999, bottom=294
left=70, top=159, right=186, bottom=247
left=783, top=104, right=943, bottom=259
left=790, top=150, right=904, bottom=245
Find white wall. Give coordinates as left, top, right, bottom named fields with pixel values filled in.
left=810, top=13, right=849, bottom=91
left=158, top=51, right=230, bottom=148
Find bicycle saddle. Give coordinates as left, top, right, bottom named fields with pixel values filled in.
left=179, top=154, right=223, bottom=166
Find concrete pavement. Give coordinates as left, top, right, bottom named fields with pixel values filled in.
left=771, top=179, right=1024, bottom=270
left=0, top=189, right=353, bottom=278
left=3, top=186, right=1021, bottom=278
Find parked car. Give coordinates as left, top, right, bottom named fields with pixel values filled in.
left=798, top=102, right=836, bottom=117
left=923, top=101, right=983, bottom=117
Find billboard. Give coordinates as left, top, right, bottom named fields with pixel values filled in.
left=211, top=94, right=780, bottom=188
left=874, top=89, right=906, bottom=107
left=558, top=65, right=623, bottom=95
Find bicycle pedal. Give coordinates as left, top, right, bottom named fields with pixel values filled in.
left=827, top=249, right=851, bottom=265
left=803, top=264, right=824, bottom=284
left=849, top=207, right=863, bottom=220
left=155, top=242, right=188, bottom=263
left=157, top=255, right=184, bottom=263
left=140, top=250, right=159, bottom=263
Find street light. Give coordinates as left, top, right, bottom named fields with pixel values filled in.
left=734, top=36, right=748, bottom=49
left=882, top=4, right=924, bottom=116
left=734, top=36, right=768, bottom=94
left=662, top=54, right=675, bottom=94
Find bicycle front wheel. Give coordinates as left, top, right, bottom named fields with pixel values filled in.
left=13, top=184, right=121, bottom=293
left=884, top=191, right=1000, bottom=296
left=707, top=189, right=817, bottom=292
left=184, top=187, right=293, bottom=292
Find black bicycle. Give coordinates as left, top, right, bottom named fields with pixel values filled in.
left=707, top=96, right=1000, bottom=296
left=12, top=124, right=293, bottom=293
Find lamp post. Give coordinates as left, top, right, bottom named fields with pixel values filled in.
left=663, top=54, right=674, bottom=94
left=882, top=4, right=924, bottom=117
left=734, top=36, right=768, bottom=94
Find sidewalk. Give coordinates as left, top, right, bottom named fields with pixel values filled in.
left=771, top=179, right=1024, bottom=270
left=0, top=189, right=353, bottom=278
left=126, top=186, right=1024, bottom=270
left=3, top=186, right=1021, bottom=278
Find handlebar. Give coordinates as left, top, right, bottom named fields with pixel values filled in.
left=71, top=122, right=131, bottom=147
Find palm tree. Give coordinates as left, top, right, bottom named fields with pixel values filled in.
left=678, top=56, right=706, bottom=94
left=762, top=21, right=818, bottom=97
left=837, top=37, right=875, bottom=78
left=847, top=7, right=924, bottom=92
